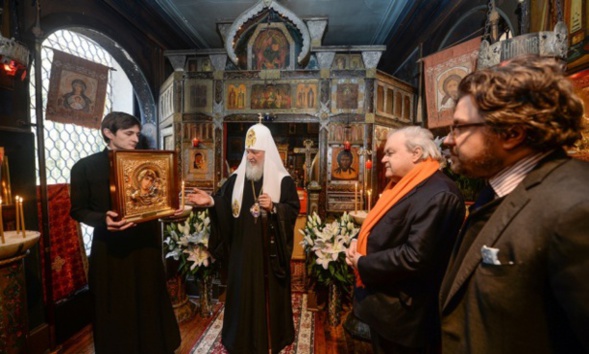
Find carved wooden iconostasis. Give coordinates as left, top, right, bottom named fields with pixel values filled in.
left=159, top=0, right=417, bottom=218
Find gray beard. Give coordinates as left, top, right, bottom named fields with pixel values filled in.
left=245, top=163, right=263, bottom=181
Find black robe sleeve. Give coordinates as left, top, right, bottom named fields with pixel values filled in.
left=208, top=174, right=237, bottom=262
left=269, top=177, right=300, bottom=278
left=70, top=150, right=109, bottom=229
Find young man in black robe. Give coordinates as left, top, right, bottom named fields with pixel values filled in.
left=188, top=123, right=300, bottom=353
left=70, top=112, right=181, bottom=354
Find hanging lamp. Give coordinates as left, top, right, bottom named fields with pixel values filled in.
left=477, top=0, right=568, bottom=69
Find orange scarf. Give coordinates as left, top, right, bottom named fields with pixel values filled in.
left=355, top=158, right=440, bottom=287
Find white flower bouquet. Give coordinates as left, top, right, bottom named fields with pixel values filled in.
left=164, top=210, right=216, bottom=278
left=300, top=211, right=360, bottom=295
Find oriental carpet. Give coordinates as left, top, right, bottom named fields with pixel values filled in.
left=190, top=293, right=315, bottom=353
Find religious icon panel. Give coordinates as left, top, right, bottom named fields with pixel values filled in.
left=109, top=150, right=179, bottom=223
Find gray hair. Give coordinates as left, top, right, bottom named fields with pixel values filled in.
left=389, top=126, right=443, bottom=163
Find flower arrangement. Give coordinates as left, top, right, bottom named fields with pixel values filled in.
left=300, top=212, right=360, bottom=296
left=164, top=210, right=216, bottom=278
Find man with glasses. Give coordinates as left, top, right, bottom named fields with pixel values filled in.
left=440, top=55, right=589, bottom=353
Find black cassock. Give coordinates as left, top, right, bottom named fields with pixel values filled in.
left=210, top=174, right=300, bottom=354
left=70, top=149, right=180, bottom=354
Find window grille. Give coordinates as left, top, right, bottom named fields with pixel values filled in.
left=29, top=29, right=132, bottom=254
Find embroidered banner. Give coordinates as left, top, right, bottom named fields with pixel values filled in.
left=423, top=37, right=481, bottom=128
left=45, top=50, right=109, bottom=129
left=37, top=184, right=88, bottom=302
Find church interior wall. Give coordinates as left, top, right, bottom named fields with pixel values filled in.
left=0, top=0, right=587, bottom=352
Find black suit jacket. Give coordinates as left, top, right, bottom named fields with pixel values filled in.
left=440, top=150, right=589, bottom=354
left=354, top=170, right=465, bottom=348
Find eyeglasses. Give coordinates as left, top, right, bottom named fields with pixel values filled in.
left=449, top=122, right=486, bottom=136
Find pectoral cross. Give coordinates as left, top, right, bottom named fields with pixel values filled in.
left=293, top=139, right=318, bottom=186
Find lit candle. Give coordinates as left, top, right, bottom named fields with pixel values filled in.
left=15, top=196, right=20, bottom=235
left=0, top=197, right=4, bottom=244
left=19, top=197, right=26, bottom=238
left=354, top=182, right=358, bottom=213
left=181, top=180, right=185, bottom=209
left=367, top=189, right=372, bottom=212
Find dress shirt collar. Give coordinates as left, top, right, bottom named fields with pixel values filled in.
left=488, top=150, right=553, bottom=198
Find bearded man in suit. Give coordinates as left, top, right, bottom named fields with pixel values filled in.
left=346, top=126, right=465, bottom=354
left=440, top=55, right=589, bottom=353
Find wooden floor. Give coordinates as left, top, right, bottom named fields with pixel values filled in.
left=55, top=296, right=373, bottom=354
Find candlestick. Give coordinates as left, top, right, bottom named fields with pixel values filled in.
left=181, top=180, right=185, bottom=209
left=19, top=197, right=26, bottom=238
left=0, top=197, right=4, bottom=244
left=367, top=189, right=372, bottom=212
left=354, top=182, right=358, bottom=213
left=15, top=196, right=20, bottom=235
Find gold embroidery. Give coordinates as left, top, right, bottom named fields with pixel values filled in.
left=245, top=129, right=256, bottom=148
left=232, top=199, right=240, bottom=217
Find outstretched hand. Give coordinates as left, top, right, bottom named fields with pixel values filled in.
left=106, top=210, right=136, bottom=231
left=186, top=188, right=214, bottom=207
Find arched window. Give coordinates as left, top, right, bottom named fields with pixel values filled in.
left=29, top=29, right=138, bottom=254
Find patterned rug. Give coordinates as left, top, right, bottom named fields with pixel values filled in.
left=190, top=293, right=315, bottom=354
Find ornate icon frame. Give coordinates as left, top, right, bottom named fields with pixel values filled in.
left=109, top=150, right=179, bottom=223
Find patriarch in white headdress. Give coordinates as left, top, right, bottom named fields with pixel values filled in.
left=231, top=123, right=290, bottom=217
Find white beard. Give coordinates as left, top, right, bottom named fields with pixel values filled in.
left=245, top=162, right=263, bottom=181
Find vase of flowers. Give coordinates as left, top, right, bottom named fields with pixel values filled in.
left=327, top=283, right=342, bottom=326
left=164, top=210, right=217, bottom=318
left=300, top=212, right=359, bottom=325
left=196, top=273, right=214, bottom=317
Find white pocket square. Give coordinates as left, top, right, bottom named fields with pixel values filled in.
left=481, top=245, right=501, bottom=265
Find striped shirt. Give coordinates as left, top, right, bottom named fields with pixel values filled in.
left=489, top=151, right=553, bottom=199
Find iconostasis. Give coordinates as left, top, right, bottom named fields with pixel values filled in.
left=158, top=0, right=417, bottom=216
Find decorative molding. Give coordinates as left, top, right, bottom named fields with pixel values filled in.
left=316, top=52, right=335, bottom=70
left=210, top=54, right=227, bottom=71
left=306, top=19, right=328, bottom=48
left=167, top=55, right=187, bottom=71
left=361, top=51, right=383, bottom=69
left=224, top=0, right=311, bottom=67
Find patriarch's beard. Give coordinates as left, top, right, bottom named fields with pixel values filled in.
left=245, top=162, right=263, bottom=181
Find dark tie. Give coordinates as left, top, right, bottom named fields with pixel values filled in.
left=470, top=184, right=496, bottom=213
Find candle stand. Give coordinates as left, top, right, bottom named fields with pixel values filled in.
left=0, top=230, right=41, bottom=354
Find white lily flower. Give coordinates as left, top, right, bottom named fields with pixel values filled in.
left=314, top=249, right=333, bottom=269
left=165, top=250, right=181, bottom=260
